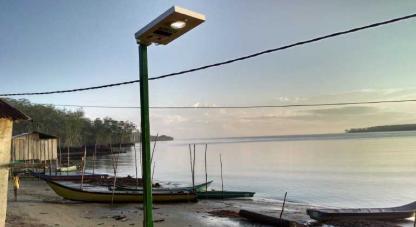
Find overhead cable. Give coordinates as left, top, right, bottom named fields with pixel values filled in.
left=1, top=13, right=415, bottom=97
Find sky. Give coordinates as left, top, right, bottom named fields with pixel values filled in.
left=1, top=0, right=416, bottom=138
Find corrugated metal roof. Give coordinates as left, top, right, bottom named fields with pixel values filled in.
left=0, top=99, right=30, bottom=121
left=13, top=131, right=58, bottom=139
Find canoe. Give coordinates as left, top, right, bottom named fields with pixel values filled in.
left=32, top=172, right=109, bottom=181
left=112, top=181, right=213, bottom=192
left=57, top=165, right=77, bottom=172
left=307, top=201, right=416, bottom=221
left=45, top=179, right=197, bottom=203
left=197, top=190, right=255, bottom=199
left=239, top=209, right=304, bottom=227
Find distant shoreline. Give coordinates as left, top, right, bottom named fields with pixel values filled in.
left=346, top=124, right=416, bottom=133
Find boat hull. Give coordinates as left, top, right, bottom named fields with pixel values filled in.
left=113, top=181, right=213, bottom=192
left=197, top=191, right=255, bottom=199
left=46, top=180, right=197, bottom=203
left=33, top=172, right=108, bottom=181
left=307, top=201, right=416, bottom=221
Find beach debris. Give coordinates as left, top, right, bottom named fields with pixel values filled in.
left=208, top=210, right=240, bottom=218
left=112, top=214, right=127, bottom=222
left=154, top=219, right=165, bottom=223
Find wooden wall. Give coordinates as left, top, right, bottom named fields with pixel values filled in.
left=0, top=118, right=13, bottom=227
left=12, top=134, right=58, bottom=162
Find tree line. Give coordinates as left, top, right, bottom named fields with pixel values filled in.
left=6, top=98, right=138, bottom=147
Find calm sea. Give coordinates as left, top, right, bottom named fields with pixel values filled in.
left=89, top=131, right=416, bottom=208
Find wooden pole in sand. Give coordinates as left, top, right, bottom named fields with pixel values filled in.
left=67, top=146, right=70, bottom=176
left=193, top=145, right=196, bottom=191
left=58, top=139, right=61, bottom=168
left=110, top=143, right=120, bottom=205
left=188, top=144, right=195, bottom=191
left=204, top=144, right=208, bottom=192
left=151, top=162, right=156, bottom=182
left=48, top=140, right=52, bottom=175
left=93, top=144, right=97, bottom=175
left=220, top=153, right=224, bottom=199
left=280, top=192, right=288, bottom=219
left=80, top=145, right=87, bottom=190
left=150, top=134, right=158, bottom=164
left=133, top=144, right=139, bottom=189
left=150, top=134, right=158, bottom=182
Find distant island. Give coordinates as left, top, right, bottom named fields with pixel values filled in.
left=346, top=124, right=416, bottom=133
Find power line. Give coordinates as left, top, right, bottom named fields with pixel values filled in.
left=36, top=98, right=416, bottom=109
left=1, top=13, right=415, bottom=97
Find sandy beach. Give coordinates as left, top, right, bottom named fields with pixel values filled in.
left=5, top=177, right=310, bottom=227
left=6, top=177, right=414, bottom=227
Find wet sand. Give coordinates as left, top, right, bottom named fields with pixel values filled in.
left=5, top=178, right=414, bottom=226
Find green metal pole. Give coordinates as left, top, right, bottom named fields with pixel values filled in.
left=139, top=43, right=153, bottom=227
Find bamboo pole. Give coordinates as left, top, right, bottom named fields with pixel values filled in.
left=133, top=144, right=139, bottom=189
left=80, top=146, right=87, bottom=190
left=220, top=153, right=224, bottom=199
left=67, top=146, right=70, bottom=176
left=193, top=145, right=196, bottom=191
left=48, top=140, right=51, bottom=175
left=280, top=192, right=288, bottom=219
left=93, top=143, right=97, bottom=175
left=204, top=144, right=208, bottom=192
left=151, top=162, right=156, bottom=182
left=150, top=133, right=158, bottom=164
left=110, top=143, right=120, bottom=205
left=58, top=139, right=61, bottom=168
left=139, top=141, right=142, bottom=170
left=43, top=142, right=46, bottom=173
left=188, top=144, right=195, bottom=190
left=150, top=134, right=159, bottom=183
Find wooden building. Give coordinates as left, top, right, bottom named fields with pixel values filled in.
left=0, top=99, right=30, bottom=226
left=12, top=131, right=58, bottom=162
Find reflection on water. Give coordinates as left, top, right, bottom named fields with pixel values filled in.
left=87, top=131, right=416, bottom=208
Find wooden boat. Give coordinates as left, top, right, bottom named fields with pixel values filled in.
left=45, top=179, right=197, bottom=203
left=197, top=190, right=255, bottom=199
left=32, top=172, right=108, bottom=181
left=112, top=181, right=213, bottom=192
left=307, top=201, right=416, bottom=221
left=239, top=209, right=303, bottom=227
left=57, top=165, right=77, bottom=172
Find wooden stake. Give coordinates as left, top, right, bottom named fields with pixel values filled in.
left=280, top=192, right=288, bottom=219
left=151, top=162, right=156, bottom=182
left=93, top=144, right=97, bottom=175
left=204, top=144, right=208, bottom=192
left=188, top=144, right=195, bottom=191
left=220, top=153, right=224, bottom=199
left=80, top=145, right=87, bottom=190
left=150, top=133, right=159, bottom=164
left=193, top=144, right=196, bottom=191
left=110, top=144, right=120, bottom=205
left=133, top=144, right=139, bottom=189
left=150, top=133, right=158, bottom=182
left=67, top=146, right=70, bottom=176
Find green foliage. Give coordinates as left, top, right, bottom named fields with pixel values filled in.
left=7, top=98, right=137, bottom=146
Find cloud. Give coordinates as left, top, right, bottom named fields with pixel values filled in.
left=306, top=106, right=378, bottom=116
